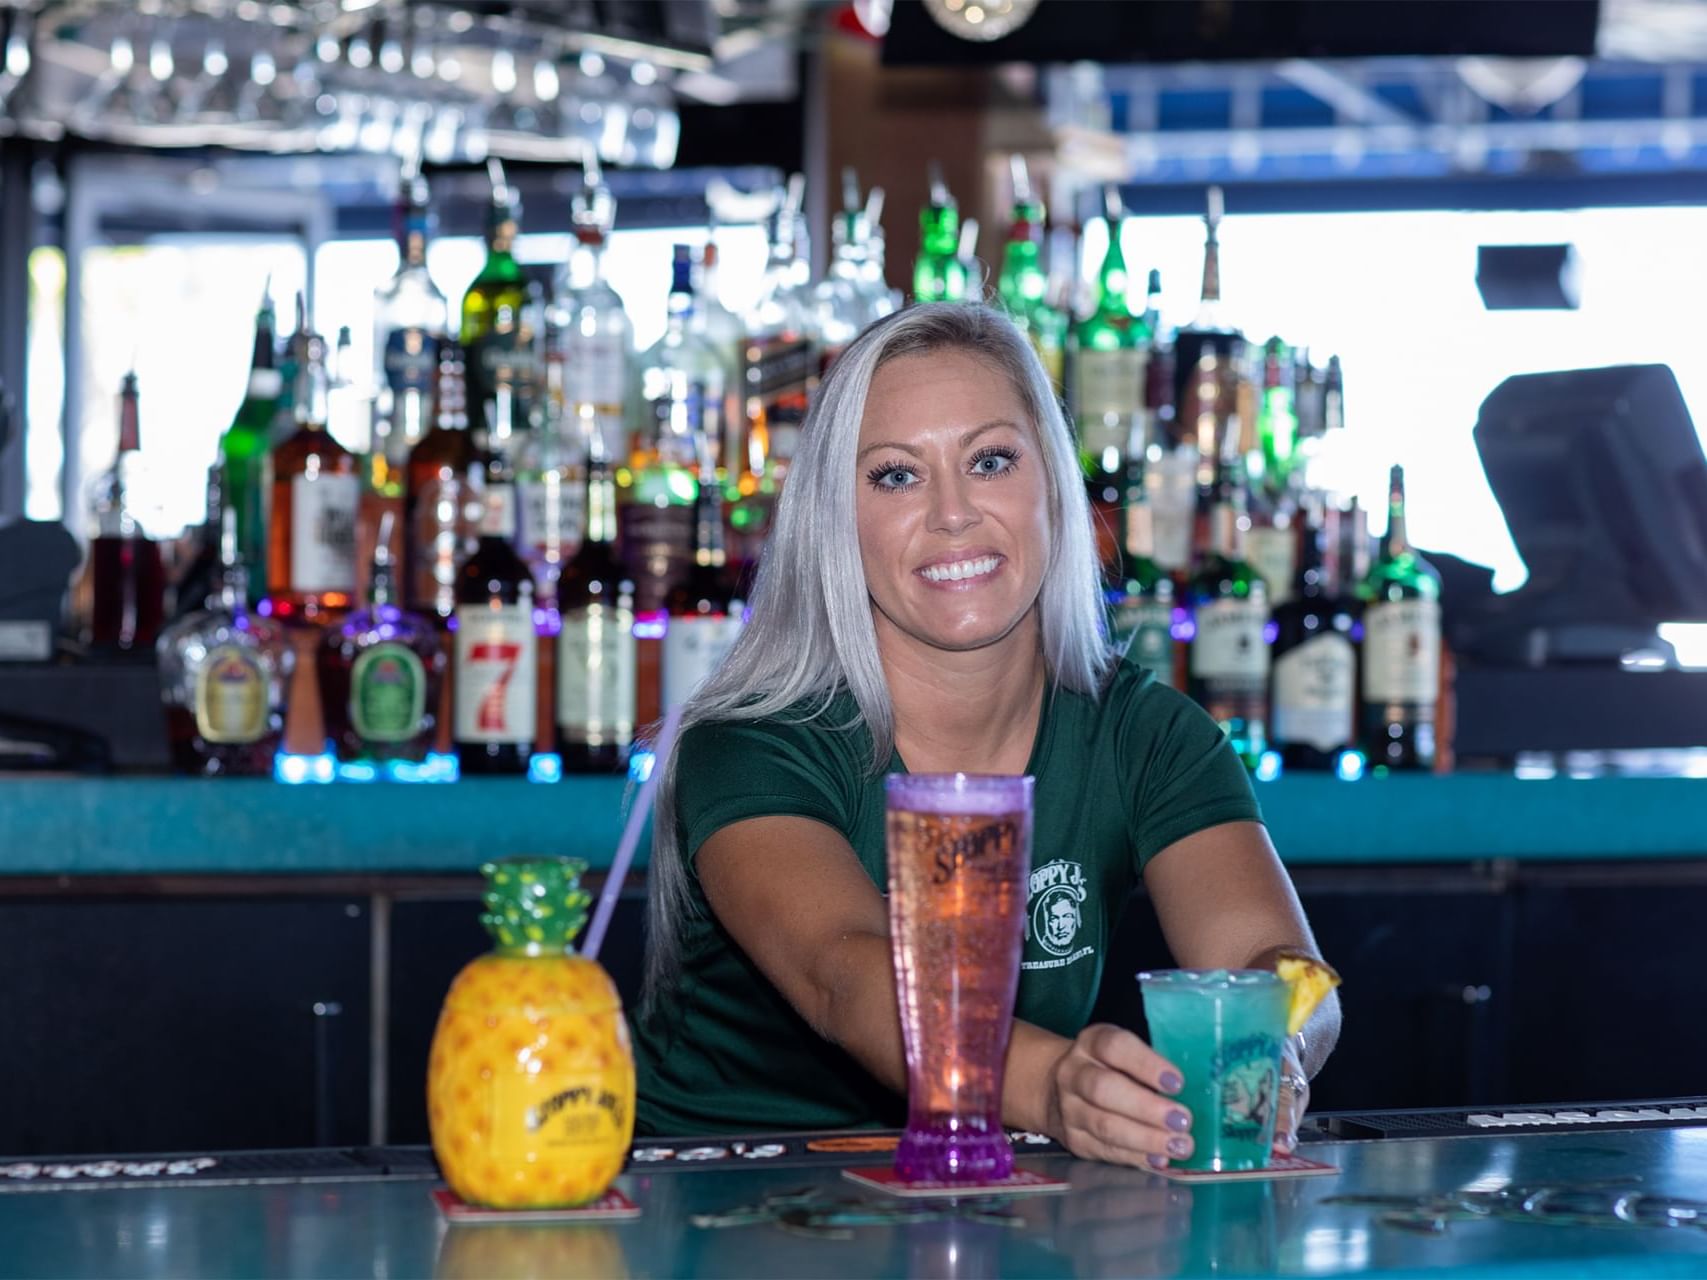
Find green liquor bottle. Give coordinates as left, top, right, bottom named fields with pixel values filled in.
left=995, top=155, right=1065, bottom=389
left=1256, top=336, right=1298, bottom=494
left=460, top=159, right=533, bottom=459
left=1186, top=470, right=1270, bottom=768
left=913, top=162, right=968, bottom=304
left=219, top=283, right=281, bottom=603
left=1359, top=465, right=1441, bottom=771
left=1106, top=463, right=1177, bottom=687
left=1074, top=187, right=1151, bottom=573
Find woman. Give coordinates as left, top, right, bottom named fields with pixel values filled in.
left=632, top=303, right=1340, bottom=1170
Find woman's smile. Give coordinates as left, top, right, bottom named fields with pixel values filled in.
left=914, top=549, right=1007, bottom=589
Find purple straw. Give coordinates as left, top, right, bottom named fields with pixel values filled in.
left=582, top=703, right=685, bottom=963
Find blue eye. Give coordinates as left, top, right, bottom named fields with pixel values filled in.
left=866, top=464, right=918, bottom=491
left=970, top=446, right=1020, bottom=476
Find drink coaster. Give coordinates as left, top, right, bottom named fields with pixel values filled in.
left=842, top=1167, right=1069, bottom=1198
left=432, top=1186, right=641, bottom=1223
left=1152, top=1153, right=1339, bottom=1182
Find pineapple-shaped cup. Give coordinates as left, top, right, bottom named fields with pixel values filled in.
left=428, top=857, right=635, bottom=1208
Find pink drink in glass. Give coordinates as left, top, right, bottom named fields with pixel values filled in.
left=886, top=772, right=1034, bottom=1183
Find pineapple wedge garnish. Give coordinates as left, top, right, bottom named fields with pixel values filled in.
left=1275, top=951, right=1341, bottom=1036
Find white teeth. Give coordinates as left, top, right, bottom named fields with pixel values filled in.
left=920, top=556, right=1000, bottom=582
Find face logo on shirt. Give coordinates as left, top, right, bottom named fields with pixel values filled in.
left=1024, top=859, right=1091, bottom=963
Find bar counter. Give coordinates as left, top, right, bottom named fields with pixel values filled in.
left=4, top=1113, right=1707, bottom=1278
left=3, top=773, right=1707, bottom=877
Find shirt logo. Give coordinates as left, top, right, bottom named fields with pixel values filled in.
left=1022, top=859, right=1093, bottom=971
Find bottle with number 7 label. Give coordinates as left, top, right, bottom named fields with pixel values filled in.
left=454, top=464, right=538, bottom=776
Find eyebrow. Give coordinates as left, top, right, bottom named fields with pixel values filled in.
left=856, top=419, right=1025, bottom=460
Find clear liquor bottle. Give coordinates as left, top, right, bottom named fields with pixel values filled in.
left=1270, top=504, right=1359, bottom=771
left=157, top=507, right=293, bottom=776
left=453, top=463, right=538, bottom=776
left=403, top=341, right=479, bottom=623
left=1106, top=463, right=1176, bottom=687
left=267, top=310, right=361, bottom=622
left=371, top=173, right=448, bottom=502
left=556, top=427, right=636, bottom=774
left=318, top=513, right=446, bottom=765
left=627, top=244, right=720, bottom=614
left=1074, top=187, right=1151, bottom=575
left=547, top=155, right=630, bottom=476
left=694, top=238, right=745, bottom=475
left=460, top=159, right=533, bottom=462
left=218, top=284, right=281, bottom=603
left=88, top=370, right=166, bottom=653
left=814, top=170, right=875, bottom=372
left=1185, top=470, right=1270, bottom=768
left=861, top=186, right=903, bottom=318
left=994, top=155, right=1066, bottom=389
left=1359, top=465, right=1441, bottom=771
left=913, top=162, right=968, bottom=304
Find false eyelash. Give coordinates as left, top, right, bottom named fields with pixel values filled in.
left=969, top=444, right=1021, bottom=466
left=866, top=462, right=911, bottom=486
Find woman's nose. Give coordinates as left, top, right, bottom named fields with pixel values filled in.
left=926, top=471, right=982, bottom=536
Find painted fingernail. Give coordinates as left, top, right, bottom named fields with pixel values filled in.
left=1168, top=1137, right=1192, bottom=1158
left=1166, top=1110, right=1191, bottom=1133
left=1148, top=1154, right=1170, bottom=1170
left=1159, top=1071, right=1184, bottom=1094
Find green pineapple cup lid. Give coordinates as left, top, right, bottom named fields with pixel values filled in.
left=479, top=856, right=592, bottom=954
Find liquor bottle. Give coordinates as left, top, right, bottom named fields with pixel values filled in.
left=861, top=185, right=903, bottom=317
left=814, top=169, right=876, bottom=371
left=556, top=428, right=636, bottom=773
left=371, top=173, right=447, bottom=502
left=454, top=463, right=538, bottom=775
left=913, top=162, right=968, bottom=304
left=1359, top=465, right=1441, bottom=771
left=1106, top=462, right=1176, bottom=687
left=626, top=245, right=719, bottom=614
left=88, top=370, right=166, bottom=653
left=995, top=155, right=1066, bottom=388
left=404, top=341, right=479, bottom=623
left=1141, top=267, right=1163, bottom=337
left=460, top=159, right=533, bottom=462
left=733, top=176, right=814, bottom=549
left=318, top=512, right=445, bottom=765
left=548, top=153, right=630, bottom=475
left=267, top=309, right=361, bottom=622
left=694, top=238, right=745, bottom=472
left=1173, top=187, right=1245, bottom=479
left=1074, top=187, right=1151, bottom=574
left=218, top=284, right=281, bottom=602
left=157, top=507, right=293, bottom=776
left=1246, top=486, right=1297, bottom=610
left=1269, top=505, right=1358, bottom=771
left=170, top=465, right=224, bottom=624
left=662, top=446, right=743, bottom=714
left=1185, top=472, right=1269, bottom=768
left=956, top=215, right=982, bottom=297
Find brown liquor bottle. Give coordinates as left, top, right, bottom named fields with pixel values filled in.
left=404, top=341, right=479, bottom=624
left=453, top=467, right=538, bottom=775
left=268, top=303, right=361, bottom=623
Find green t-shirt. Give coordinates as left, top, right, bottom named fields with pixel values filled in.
left=631, top=651, right=1263, bottom=1137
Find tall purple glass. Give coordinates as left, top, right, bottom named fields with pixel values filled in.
left=886, top=772, right=1034, bottom=1183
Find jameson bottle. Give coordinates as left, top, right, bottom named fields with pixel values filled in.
left=219, top=284, right=281, bottom=602
left=1270, top=506, right=1358, bottom=771
left=1360, top=465, right=1441, bottom=771
left=1106, top=463, right=1176, bottom=686
left=913, top=162, right=968, bottom=304
left=88, top=371, right=166, bottom=654
left=556, top=431, right=636, bottom=774
left=1074, top=187, right=1151, bottom=574
left=267, top=306, right=361, bottom=622
left=404, top=342, right=478, bottom=622
left=453, top=462, right=538, bottom=776
left=994, top=155, right=1065, bottom=388
left=460, top=159, right=533, bottom=462
left=318, top=513, right=446, bottom=765
left=1186, top=474, right=1269, bottom=768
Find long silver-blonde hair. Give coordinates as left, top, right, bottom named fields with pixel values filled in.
left=641, top=302, right=1112, bottom=1010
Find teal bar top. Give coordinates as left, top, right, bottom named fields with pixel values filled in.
left=2, top=1126, right=1705, bottom=1278
left=0, top=774, right=1704, bottom=877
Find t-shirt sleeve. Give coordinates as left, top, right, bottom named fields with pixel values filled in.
left=673, top=715, right=858, bottom=863
left=1118, top=676, right=1264, bottom=868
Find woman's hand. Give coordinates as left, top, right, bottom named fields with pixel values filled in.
left=1274, top=1035, right=1311, bottom=1154
left=1045, top=1023, right=1194, bottom=1170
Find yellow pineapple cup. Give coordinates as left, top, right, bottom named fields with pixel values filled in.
left=428, top=856, right=635, bottom=1209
